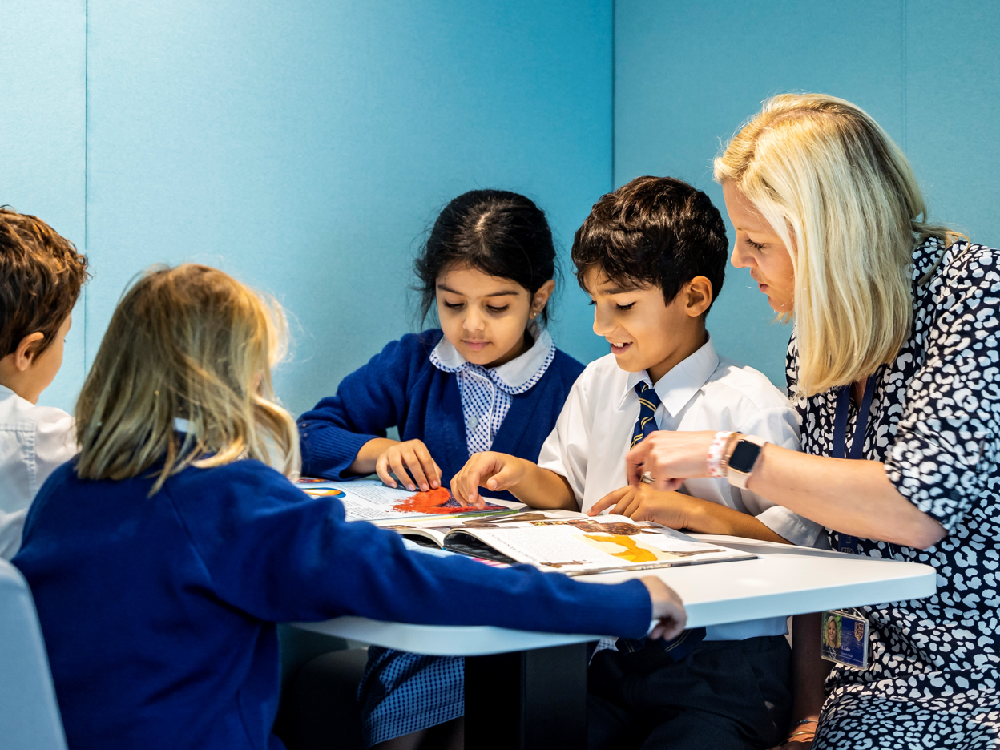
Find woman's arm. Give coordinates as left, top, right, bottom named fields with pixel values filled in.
left=748, top=444, right=944, bottom=548
left=627, top=432, right=945, bottom=549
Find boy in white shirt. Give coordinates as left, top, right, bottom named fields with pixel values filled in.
left=0, top=208, right=88, bottom=559
left=452, top=176, right=820, bottom=750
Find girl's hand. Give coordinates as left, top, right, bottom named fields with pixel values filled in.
left=625, top=430, right=717, bottom=490
left=588, top=485, right=699, bottom=529
left=376, top=439, right=441, bottom=492
left=451, top=452, right=528, bottom=507
left=640, top=576, right=687, bottom=640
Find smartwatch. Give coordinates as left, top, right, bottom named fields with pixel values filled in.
left=725, top=434, right=766, bottom=489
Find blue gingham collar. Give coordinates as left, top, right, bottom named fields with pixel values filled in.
left=429, top=324, right=555, bottom=394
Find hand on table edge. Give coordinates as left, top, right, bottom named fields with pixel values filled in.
left=640, top=576, right=686, bottom=641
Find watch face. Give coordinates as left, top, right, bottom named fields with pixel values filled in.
left=729, top=441, right=762, bottom=473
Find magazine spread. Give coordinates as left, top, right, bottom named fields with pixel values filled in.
left=295, top=478, right=524, bottom=521
left=377, top=509, right=756, bottom=575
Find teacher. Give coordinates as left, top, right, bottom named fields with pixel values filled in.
left=629, top=94, right=999, bottom=749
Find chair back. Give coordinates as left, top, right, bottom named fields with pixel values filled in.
left=0, top=559, right=68, bottom=750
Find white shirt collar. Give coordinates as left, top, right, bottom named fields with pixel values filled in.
left=430, top=324, right=555, bottom=391
left=619, top=333, right=721, bottom=417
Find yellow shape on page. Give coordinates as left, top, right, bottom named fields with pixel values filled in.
left=582, top=533, right=661, bottom=563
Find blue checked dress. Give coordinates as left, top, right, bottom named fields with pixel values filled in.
left=358, top=329, right=557, bottom=746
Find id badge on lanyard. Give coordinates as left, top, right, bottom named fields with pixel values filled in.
left=822, top=376, right=877, bottom=669
left=821, top=609, right=870, bottom=669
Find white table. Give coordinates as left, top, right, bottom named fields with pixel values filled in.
left=294, top=536, right=936, bottom=750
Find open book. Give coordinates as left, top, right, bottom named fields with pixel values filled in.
left=377, top=509, right=756, bottom=576
left=295, top=478, right=524, bottom=521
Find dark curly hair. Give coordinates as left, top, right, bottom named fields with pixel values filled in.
left=571, top=176, right=728, bottom=312
left=415, top=190, right=557, bottom=324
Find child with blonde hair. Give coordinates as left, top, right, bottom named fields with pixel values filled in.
left=13, top=263, right=686, bottom=750
left=0, top=207, right=88, bottom=559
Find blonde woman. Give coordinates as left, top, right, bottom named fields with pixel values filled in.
left=626, top=95, right=999, bottom=749
left=11, top=264, right=686, bottom=750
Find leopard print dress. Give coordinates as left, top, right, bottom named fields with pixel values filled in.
left=788, top=237, right=1000, bottom=748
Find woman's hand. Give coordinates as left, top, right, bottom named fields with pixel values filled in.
left=640, top=576, right=687, bottom=640
left=626, top=430, right=717, bottom=490
left=450, top=452, right=529, bottom=507
left=375, top=439, right=441, bottom=492
left=588, top=485, right=699, bottom=529
left=767, top=717, right=819, bottom=749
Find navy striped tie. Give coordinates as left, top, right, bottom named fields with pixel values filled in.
left=631, top=381, right=661, bottom=448
left=617, top=380, right=706, bottom=660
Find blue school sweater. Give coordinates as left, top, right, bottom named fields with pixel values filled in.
left=297, top=329, right=585, bottom=490
left=13, top=459, right=650, bottom=750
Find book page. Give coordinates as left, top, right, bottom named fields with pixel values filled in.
left=296, top=478, right=522, bottom=522
left=458, top=514, right=755, bottom=575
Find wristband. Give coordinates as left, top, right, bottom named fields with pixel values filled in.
left=706, top=431, right=734, bottom=478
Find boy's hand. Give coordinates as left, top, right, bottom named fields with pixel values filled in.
left=376, top=439, right=441, bottom=492
left=589, top=485, right=706, bottom=529
left=451, top=452, right=528, bottom=507
left=639, top=576, right=687, bottom=641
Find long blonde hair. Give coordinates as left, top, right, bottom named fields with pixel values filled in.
left=714, top=94, right=953, bottom=397
left=75, top=264, right=299, bottom=493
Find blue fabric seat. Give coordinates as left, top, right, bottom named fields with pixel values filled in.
left=0, top=558, right=67, bottom=750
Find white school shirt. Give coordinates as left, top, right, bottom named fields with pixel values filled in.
left=537, top=336, right=824, bottom=641
left=0, top=385, right=76, bottom=559
left=429, top=326, right=556, bottom=455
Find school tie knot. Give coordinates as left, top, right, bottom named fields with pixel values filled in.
left=631, top=381, right=661, bottom=448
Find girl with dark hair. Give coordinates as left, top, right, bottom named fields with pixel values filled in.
left=297, top=190, right=586, bottom=749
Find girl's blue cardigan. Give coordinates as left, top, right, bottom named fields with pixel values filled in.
left=14, top=459, right=651, bottom=750
left=297, top=329, right=585, bottom=490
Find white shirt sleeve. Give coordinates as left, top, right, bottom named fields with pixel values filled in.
left=0, top=406, right=75, bottom=561
left=736, top=405, right=826, bottom=548
left=32, top=408, right=76, bottom=496
left=536, top=376, right=591, bottom=510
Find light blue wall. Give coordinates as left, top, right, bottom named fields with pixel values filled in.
left=615, top=0, right=1000, bottom=387
left=0, top=1, right=87, bottom=412
left=5, top=2, right=999, bottom=409
left=3, top=0, right=612, bottom=415
left=84, top=0, right=613, bottom=415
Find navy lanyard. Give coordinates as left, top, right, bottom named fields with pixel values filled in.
left=832, top=376, right=875, bottom=462
left=831, top=376, right=896, bottom=557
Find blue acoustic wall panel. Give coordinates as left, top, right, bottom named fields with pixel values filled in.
left=0, top=2, right=87, bottom=413
left=85, top=0, right=613, bottom=415
left=615, top=0, right=907, bottom=387
left=905, top=0, right=1000, bottom=248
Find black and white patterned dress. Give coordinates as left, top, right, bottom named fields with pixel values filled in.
left=788, top=237, right=1000, bottom=749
